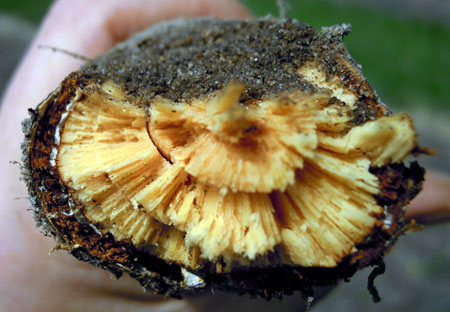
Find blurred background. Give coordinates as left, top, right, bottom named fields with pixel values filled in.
left=0, top=0, right=448, bottom=311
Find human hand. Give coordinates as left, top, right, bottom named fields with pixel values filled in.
left=1, top=1, right=449, bottom=311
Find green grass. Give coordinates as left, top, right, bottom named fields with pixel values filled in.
left=1, top=0, right=448, bottom=112
left=0, top=0, right=53, bottom=23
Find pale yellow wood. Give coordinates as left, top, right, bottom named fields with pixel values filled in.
left=56, top=80, right=417, bottom=268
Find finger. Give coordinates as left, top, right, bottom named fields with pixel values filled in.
left=405, top=172, right=450, bottom=224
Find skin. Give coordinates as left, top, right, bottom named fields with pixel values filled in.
left=0, top=0, right=449, bottom=311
